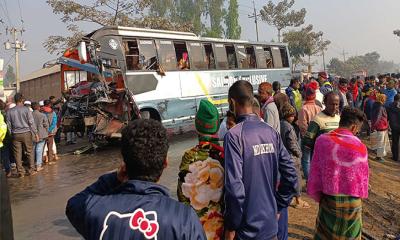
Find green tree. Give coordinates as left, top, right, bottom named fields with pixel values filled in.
left=260, top=0, right=306, bottom=42
left=204, top=0, right=225, bottom=38
left=173, top=0, right=206, bottom=35
left=224, top=0, right=241, bottom=39
left=283, top=24, right=330, bottom=71
left=149, top=0, right=173, bottom=17
left=4, top=65, right=16, bottom=88
left=327, top=52, right=385, bottom=77
left=45, top=0, right=193, bottom=54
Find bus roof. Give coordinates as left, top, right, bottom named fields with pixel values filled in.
left=86, top=26, right=288, bottom=47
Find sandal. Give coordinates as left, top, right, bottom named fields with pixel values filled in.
left=294, top=198, right=311, bottom=209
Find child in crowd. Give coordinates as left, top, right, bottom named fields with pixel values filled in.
left=280, top=103, right=310, bottom=209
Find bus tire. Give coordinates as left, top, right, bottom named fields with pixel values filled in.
left=140, top=109, right=161, bottom=122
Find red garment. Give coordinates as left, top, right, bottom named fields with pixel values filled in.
left=338, top=85, right=348, bottom=93
left=350, top=84, right=359, bottom=101
left=42, top=106, right=52, bottom=113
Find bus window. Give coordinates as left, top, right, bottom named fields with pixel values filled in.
left=280, top=47, right=290, bottom=68
left=64, top=71, right=87, bottom=89
left=214, top=43, right=228, bottom=69
left=203, top=43, right=216, bottom=70
left=245, top=46, right=256, bottom=69
left=264, top=47, right=274, bottom=68
left=225, top=45, right=237, bottom=69
left=255, top=46, right=267, bottom=69
left=124, top=40, right=141, bottom=70
left=174, top=42, right=190, bottom=70
left=188, top=42, right=207, bottom=70
left=271, top=46, right=283, bottom=68
left=138, top=39, right=158, bottom=70
left=235, top=45, right=248, bottom=69
left=155, top=40, right=177, bottom=71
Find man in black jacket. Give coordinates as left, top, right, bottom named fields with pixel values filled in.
left=387, top=93, right=400, bottom=161
left=66, top=119, right=206, bottom=240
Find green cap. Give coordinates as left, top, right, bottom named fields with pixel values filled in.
left=195, top=99, right=220, bottom=135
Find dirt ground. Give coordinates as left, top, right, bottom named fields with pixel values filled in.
left=288, top=138, right=400, bottom=240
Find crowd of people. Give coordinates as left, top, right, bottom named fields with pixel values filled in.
left=64, top=72, right=400, bottom=240
left=0, top=93, right=62, bottom=178
left=2, top=72, right=399, bottom=239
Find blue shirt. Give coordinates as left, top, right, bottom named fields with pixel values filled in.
left=384, top=88, right=398, bottom=107
left=66, top=173, right=206, bottom=240
left=224, top=114, right=297, bottom=239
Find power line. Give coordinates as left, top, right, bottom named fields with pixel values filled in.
left=0, top=2, right=11, bottom=27
left=17, top=0, right=24, bottom=28
left=1, top=0, right=13, bottom=27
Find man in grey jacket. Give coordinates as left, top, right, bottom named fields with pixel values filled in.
left=6, top=93, right=39, bottom=177
left=258, top=82, right=281, bottom=133
left=32, top=102, right=49, bottom=171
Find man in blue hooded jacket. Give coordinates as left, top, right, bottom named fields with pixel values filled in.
left=224, top=80, right=298, bottom=240
left=66, top=119, right=206, bottom=240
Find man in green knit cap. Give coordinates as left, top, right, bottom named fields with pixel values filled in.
left=177, top=99, right=224, bottom=240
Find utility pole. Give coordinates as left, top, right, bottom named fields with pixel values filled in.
left=248, top=0, right=260, bottom=41
left=4, top=27, right=26, bottom=93
left=321, top=35, right=326, bottom=71
left=342, top=49, right=348, bottom=62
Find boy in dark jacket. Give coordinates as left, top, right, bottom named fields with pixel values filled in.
left=387, top=93, right=400, bottom=161
left=280, top=103, right=310, bottom=209
left=66, top=119, right=206, bottom=240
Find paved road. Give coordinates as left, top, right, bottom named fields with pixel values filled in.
left=8, top=133, right=197, bottom=240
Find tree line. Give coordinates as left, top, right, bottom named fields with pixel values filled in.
left=44, top=0, right=242, bottom=54
left=43, top=0, right=398, bottom=75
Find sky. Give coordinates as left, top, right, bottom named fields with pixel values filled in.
left=0, top=0, right=399, bottom=78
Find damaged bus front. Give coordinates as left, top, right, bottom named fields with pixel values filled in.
left=58, top=39, right=140, bottom=147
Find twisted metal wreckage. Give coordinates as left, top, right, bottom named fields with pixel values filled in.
left=57, top=38, right=141, bottom=154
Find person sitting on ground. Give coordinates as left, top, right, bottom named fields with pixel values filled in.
left=370, top=93, right=389, bottom=163
left=66, top=119, right=206, bottom=240
left=302, top=92, right=340, bottom=181
left=280, top=103, right=310, bottom=209
left=224, top=80, right=297, bottom=240
left=31, top=102, right=49, bottom=172
left=177, top=99, right=224, bottom=240
left=307, top=107, right=369, bottom=240
left=386, top=93, right=400, bottom=162
left=258, top=82, right=281, bottom=133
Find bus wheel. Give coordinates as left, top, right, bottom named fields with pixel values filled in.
left=141, top=110, right=151, bottom=119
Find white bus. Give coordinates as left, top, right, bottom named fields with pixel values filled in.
left=73, top=26, right=292, bottom=128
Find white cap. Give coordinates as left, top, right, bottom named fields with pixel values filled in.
left=9, top=103, right=16, bottom=109
left=39, top=101, right=44, bottom=106
left=24, top=101, right=31, bottom=105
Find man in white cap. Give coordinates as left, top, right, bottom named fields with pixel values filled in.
left=24, top=101, right=33, bottom=112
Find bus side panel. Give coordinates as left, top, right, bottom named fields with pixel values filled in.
left=127, top=72, right=195, bottom=123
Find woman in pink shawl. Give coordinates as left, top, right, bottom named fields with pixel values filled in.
left=307, top=107, right=369, bottom=239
